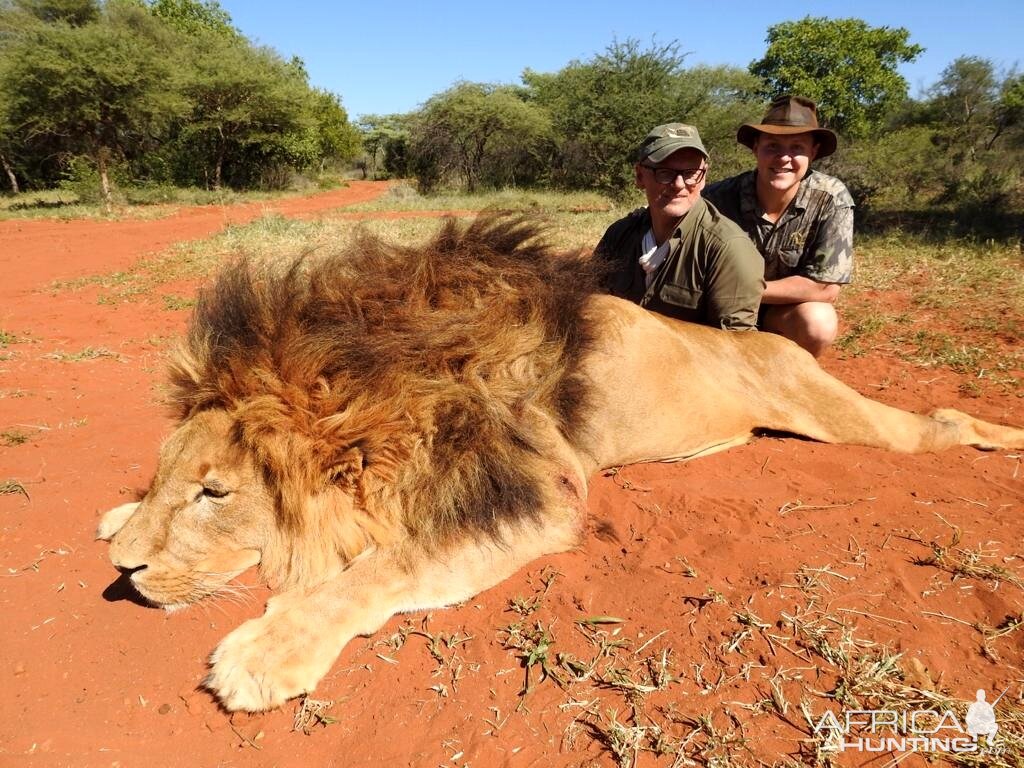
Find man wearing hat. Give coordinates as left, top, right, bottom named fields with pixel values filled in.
left=704, top=96, right=854, bottom=357
left=595, top=123, right=765, bottom=330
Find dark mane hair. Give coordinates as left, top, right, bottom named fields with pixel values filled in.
left=168, top=213, right=605, bottom=556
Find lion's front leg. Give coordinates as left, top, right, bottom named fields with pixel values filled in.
left=206, top=555, right=402, bottom=712
left=206, top=511, right=581, bottom=711
left=207, top=597, right=349, bottom=712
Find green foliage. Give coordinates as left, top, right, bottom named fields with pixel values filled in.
left=524, top=38, right=687, bottom=194
left=147, top=0, right=235, bottom=37
left=821, top=126, right=940, bottom=215
left=305, top=88, right=361, bottom=170
left=0, top=0, right=360, bottom=195
left=999, top=74, right=1024, bottom=143
left=357, top=113, right=411, bottom=179
left=859, top=56, right=1024, bottom=235
left=401, top=42, right=763, bottom=195
left=0, top=0, right=184, bottom=203
left=750, top=16, right=923, bottom=137
left=408, top=82, right=553, bottom=192
left=171, top=33, right=314, bottom=188
left=0, top=4, right=1020, bottom=241
left=12, top=0, right=98, bottom=26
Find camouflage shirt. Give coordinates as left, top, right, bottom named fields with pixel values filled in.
left=704, top=169, right=855, bottom=284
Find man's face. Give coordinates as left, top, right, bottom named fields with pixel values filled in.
left=752, top=132, right=818, bottom=195
left=634, top=148, right=708, bottom=223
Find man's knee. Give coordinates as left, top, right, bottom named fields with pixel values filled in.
left=762, top=302, right=838, bottom=357
left=801, top=302, right=839, bottom=354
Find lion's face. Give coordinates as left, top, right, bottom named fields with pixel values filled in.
left=101, top=409, right=275, bottom=609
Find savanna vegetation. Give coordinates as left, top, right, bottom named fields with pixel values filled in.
left=0, top=3, right=1021, bottom=236
left=0, top=0, right=360, bottom=208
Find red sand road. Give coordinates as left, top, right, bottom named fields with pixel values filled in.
left=1, top=185, right=1022, bottom=767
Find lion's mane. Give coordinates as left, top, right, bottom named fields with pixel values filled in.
left=168, top=213, right=605, bottom=583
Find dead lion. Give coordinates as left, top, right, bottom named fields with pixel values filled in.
left=98, top=214, right=1024, bottom=712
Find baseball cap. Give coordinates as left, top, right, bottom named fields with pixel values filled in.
left=636, top=123, right=708, bottom=163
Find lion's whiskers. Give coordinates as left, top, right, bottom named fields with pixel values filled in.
left=209, top=581, right=259, bottom=610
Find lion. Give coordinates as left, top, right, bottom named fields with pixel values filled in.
left=97, top=213, right=1024, bottom=713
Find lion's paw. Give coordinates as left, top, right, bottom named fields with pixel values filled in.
left=206, top=615, right=329, bottom=712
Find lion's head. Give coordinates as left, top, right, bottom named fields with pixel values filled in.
left=99, top=409, right=272, bottom=608
left=100, top=214, right=604, bottom=603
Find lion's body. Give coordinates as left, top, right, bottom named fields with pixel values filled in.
left=99, top=214, right=1024, bottom=712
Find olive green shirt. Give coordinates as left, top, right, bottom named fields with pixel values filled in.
left=594, top=197, right=765, bottom=330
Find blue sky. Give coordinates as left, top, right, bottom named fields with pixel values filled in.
left=218, top=1, right=1023, bottom=121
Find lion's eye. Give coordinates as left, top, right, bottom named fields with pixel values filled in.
left=199, top=482, right=230, bottom=500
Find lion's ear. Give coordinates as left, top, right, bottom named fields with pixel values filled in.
left=329, top=445, right=366, bottom=489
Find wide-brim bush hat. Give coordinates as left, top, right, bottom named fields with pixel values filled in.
left=636, top=123, right=708, bottom=163
left=737, top=96, right=838, bottom=158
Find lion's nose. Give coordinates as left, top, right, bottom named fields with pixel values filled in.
left=115, top=563, right=148, bottom=577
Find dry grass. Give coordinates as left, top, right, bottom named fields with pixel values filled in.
left=41, top=347, right=121, bottom=362
left=0, top=186, right=303, bottom=221
left=46, top=190, right=1022, bottom=392
left=0, top=479, right=29, bottom=498
left=836, top=235, right=1024, bottom=387
left=443, top=537, right=1024, bottom=768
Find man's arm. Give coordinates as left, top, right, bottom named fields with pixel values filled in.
left=705, top=235, right=766, bottom=330
left=762, top=275, right=840, bottom=305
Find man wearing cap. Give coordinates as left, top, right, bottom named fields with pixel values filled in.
left=704, top=96, right=854, bottom=357
left=594, top=123, right=765, bottom=331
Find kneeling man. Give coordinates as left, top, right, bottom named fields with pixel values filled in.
left=595, top=123, right=765, bottom=331
left=705, top=96, right=854, bottom=356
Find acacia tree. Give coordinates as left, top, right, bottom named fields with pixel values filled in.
left=750, top=17, right=923, bottom=137
left=174, top=33, right=314, bottom=189
left=305, top=88, right=361, bottom=172
left=147, top=0, right=236, bottom=37
left=524, top=39, right=686, bottom=193
left=10, top=0, right=98, bottom=25
left=995, top=74, right=1024, bottom=149
left=409, top=82, right=552, bottom=192
left=0, top=0, right=182, bottom=205
left=925, top=57, right=1024, bottom=153
left=0, top=91, right=18, bottom=193
left=357, top=113, right=411, bottom=179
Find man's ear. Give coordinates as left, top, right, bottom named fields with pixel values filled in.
left=634, top=163, right=645, bottom=188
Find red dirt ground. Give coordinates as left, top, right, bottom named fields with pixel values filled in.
left=1, top=182, right=1021, bottom=767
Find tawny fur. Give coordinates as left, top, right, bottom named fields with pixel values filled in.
left=168, top=214, right=604, bottom=561
left=100, top=213, right=1024, bottom=713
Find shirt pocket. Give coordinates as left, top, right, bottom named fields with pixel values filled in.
left=658, top=284, right=702, bottom=310
left=777, top=246, right=802, bottom=269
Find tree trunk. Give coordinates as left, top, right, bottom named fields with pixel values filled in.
left=0, top=153, right=18, bottom=194
left=97, top=147, right=112, bottom=213
left=214, top=150, right=223, bottom=191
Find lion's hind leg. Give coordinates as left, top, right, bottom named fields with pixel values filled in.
left=930, top=408, right=1024, bottom=451
left=748, top=339, right=1024, bottom=453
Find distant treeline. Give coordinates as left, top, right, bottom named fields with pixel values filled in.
left=1, top=4, right=1022, bottom=234
left=362, top=19, right=1023, bottom=236
left=0, top=0, right=360, bottom=203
